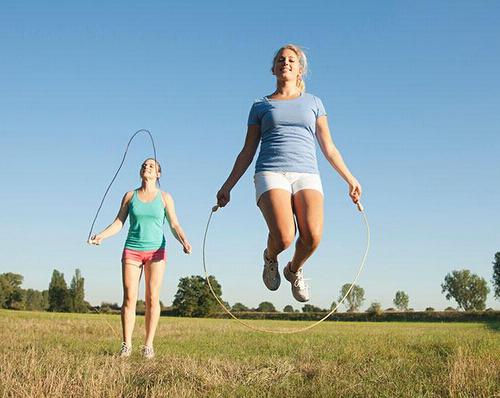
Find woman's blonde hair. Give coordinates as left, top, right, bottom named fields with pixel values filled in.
left=271, top=44, right=308, bottom=93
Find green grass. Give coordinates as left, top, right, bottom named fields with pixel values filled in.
left=0, top=310, right=498, bottom=397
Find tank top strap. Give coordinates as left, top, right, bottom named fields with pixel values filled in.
left=156, top=190, right=166, bottom=207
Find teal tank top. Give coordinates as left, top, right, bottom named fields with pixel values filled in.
left=124, top=190, right=166, bottom=251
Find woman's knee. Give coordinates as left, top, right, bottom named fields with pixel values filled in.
left=299, top=230, right=322, bottom=252
left=122, top=291, right=138, bottom=308
left=271, top=230, right=295, bottom=251
left=145, top=291, right=160, bottom=307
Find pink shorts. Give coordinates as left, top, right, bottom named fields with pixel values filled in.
left=122, top=248, right=167, bottom=265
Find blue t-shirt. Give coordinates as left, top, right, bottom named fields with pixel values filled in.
left=248, top=92, right=327, bottom=174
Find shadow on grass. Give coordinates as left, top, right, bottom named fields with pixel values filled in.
left=484, top=322, right=500, bottom=332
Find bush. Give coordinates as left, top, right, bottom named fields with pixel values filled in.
left=425, top=307, right=435, bottom=312
left=208, top=310, right=500, bottom=323
left=232, top=303, right=249, bottom=312
left=257, top=302, right=276, bottom=312
left=366, top=302, right=383, bottom=316
left=99, top=302, right=120, bottom=314
left=302, top=304, right=324, bottom=313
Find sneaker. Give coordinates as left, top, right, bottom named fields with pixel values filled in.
left=262, top=249, right=280, bottom=291
left=141, top=345, right=155, bottom=359
left=283, top=262, right=310, bottom=302
left=118, top=342, right=132, bottom=358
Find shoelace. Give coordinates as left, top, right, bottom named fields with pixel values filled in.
left=120, top=343, right=131, bottom=354
left=267, top=263, right=277, bottom=272
left=264, top=253, right=278, bottom=269
left=293, top=271, right=310, bottom=290
left=264, top=259, right=279, bottom=279
left=141, top=345, right=154, bottom=356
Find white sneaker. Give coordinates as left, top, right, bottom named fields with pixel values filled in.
left=283, top=262, right=310, bottom=302
left=262, top=249, right=280, bottom=291
left=141, top=345, right=155, bottom=359
left=118, top=342, right=132, bottom=358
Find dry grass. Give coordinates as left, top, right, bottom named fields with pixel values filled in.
left=0, top=310, right=499, bottom=397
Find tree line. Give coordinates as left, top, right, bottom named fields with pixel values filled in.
left=0, top=269, right=88, bottom=312
left=171, top=254, right=499, bottom=316
left=1, top=252, right=499, bottom=316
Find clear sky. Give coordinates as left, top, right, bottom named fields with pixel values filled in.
left=1, top=1, right=499, bottom=311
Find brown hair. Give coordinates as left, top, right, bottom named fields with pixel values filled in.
left=142, top=158, right=162, bottom=183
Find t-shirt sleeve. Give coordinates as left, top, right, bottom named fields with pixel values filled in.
left=247, top=102, right=261, bottom=125
left=313, top=96, right=327, bottom=118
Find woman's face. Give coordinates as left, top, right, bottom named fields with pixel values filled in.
left=140, top=159, right=160, bottom=180
left=272, top=48, right=302, bottom=82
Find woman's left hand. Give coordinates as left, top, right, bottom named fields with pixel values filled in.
left=348, top=178, right=362, bottom=204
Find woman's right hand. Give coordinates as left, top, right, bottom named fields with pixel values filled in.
left=216, top=186, right=231, bottom=207
left=87, top=234, right=104, bottom=245
left=348, top=178, right=362, bottom=204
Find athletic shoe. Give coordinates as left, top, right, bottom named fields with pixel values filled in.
left=262, top=249, right=280, bottom=291
left=141, top=345, right=155, bottom=359
left=118, top=342, right=132, bottom=358
left=283, top=262, right=310, bottom=302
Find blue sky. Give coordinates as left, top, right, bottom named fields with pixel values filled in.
left=1, top=1, right=499, bottom=311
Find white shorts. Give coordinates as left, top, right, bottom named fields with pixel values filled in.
left=254, top=171, right=324, bottom=204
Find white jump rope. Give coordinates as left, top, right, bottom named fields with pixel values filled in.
left=203, top=201, right=370, bottom=334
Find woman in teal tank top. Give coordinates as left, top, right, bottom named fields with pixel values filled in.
left=88, top=158, right=191, bottom=358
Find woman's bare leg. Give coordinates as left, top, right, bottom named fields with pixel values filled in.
left=289, top=189, right=324, bottom=272
left=257, top=189, right=295, bottom=261
left=121, top=262, right=143, bottom=346
left=143, top=260, right=166, bottom=347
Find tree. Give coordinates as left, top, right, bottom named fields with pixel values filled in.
left=302, top=304, right=323, bottom=312
left=173, top=275, right=223, bottom=317
left=330, top=301, right=338, bottom=312
left=366, top=301, right=383, bottom=315
left=283, top=305, right=294, bottom=313
left=257, top=301, right=276, bottom=312
left=393, top=291, right=409, bottom=311
left=69, top=269, right=87, bottom=313
left=42, top=290, right=49, bottom=309
left=339, top=283, right=365, bottom=312
left=0, top=273, right=25, bottom=309
left=100, top=302, right=120, bottom=313
left=232, top=302, right=249, bottom=312
left=136, top=300, right=146, bottom=313
left=493, top=252, right=500, bottom=299
left=48, top=270, right=71, bottom=312
left=441, top=269, right=490, bottom=311
left=24, top=289, right=46, bottom=311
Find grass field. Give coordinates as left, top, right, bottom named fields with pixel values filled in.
left=0, top=310, right=498, bottom=397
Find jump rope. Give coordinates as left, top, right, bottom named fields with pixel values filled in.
left=89, top=130, right=370, bottom=336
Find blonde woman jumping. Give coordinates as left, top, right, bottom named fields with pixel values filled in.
left=217, top=44, right=362, bottom=302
